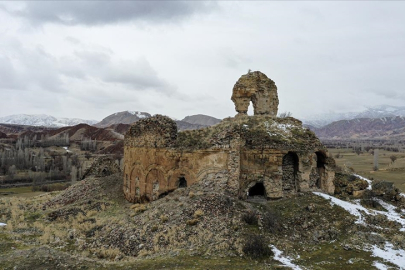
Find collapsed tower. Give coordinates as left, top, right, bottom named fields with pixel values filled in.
left=123, top=71, right=335, bottom=203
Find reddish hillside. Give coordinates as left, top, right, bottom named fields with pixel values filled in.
left=18, top=123, right=124, bottom=142
left=0, top=131, right=7, bottom=139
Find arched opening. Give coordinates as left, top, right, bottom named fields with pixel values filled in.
left=282, top=152, right=299, bottom=191
left=248, top=182, right=266, bottom=197
left=247, top=101, right=254, bottom=116
left=145, top=169, right=166, bottom=201
left=178, top=176, right=187, bottom=188
left=315, top=151, right=327, bottom=188
left=316, top=151, right=326, bottom=169
left=101, top=167, right=108, bottom=176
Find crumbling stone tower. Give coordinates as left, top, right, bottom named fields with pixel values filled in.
left=124, top=71, right=336, bottom=203
left=231, top=71, right=279, bottom=116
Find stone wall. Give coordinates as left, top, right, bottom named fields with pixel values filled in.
left=123, top=147, right=231, bottom=203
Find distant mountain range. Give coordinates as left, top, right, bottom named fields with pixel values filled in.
left=309, top=116, right=405, bottom=140
left=0, top=112, right=222, bottom=132
left=302, top=105, right=405, bottom=128
left=0, top=114, right=98, bottom=128
left=4, top=107, right=405, bottom=140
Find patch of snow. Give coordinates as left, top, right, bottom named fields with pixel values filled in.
left=373, top=261, right=389, bottom=270
left=62, top=147, right=71, bottom=153
left=270, top=245, right=303, bottom=270
left=354, top=174, right=372, bottom=190
left=371, top=242, right=405, bottom=269
left=128, top=111, right=147, bottom=118
left=313, top=192, right=405, bottom=231
left=0, top=223, right=6, bottom=226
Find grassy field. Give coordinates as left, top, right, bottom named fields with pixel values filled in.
left=0, top=186, right=45, bottom=198
left=328, top=148, right=405, bottom=192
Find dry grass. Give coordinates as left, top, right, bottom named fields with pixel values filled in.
left=329, top=148, right=405, bottom=191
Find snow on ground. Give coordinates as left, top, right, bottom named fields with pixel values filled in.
left=0, top=223, right=6, bottom=226
left=270, top=245, right=303, bottom=270
left=62, top=147, right=71, bottom=153
left=373, top=261, right=390, bottom=270
left=313, top=192, right=405, bottom=231
left=354, top=174, right=372, bottom=190
left=372, top=242, right=405, bottom=269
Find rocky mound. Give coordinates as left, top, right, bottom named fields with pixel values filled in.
left=2, top=172, right=405, bottom=269
left=176, top=115, right=322, bottom=151
left=81, top=157, right=121, bottom=180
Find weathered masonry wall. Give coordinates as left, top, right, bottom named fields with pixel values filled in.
left=123, top=143, right=335, bottom=202
left=239, top=149, right=335, bottom=199
left=123, top=147, right=232, bottom=202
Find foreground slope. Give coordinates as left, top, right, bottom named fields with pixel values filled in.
left=1, top=173, right=405, bottom=269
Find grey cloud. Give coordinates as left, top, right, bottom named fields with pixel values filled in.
left=67, top=50, right=175, bottom=94
left=65, top=36, right=81, bottom=45
left=0, top=42, right=63, bottom=92
left=103, top=58, right=168, bottom=90
left=10, top=1, right=218, bottom=26
left=0, top=56, right=20, bottom=89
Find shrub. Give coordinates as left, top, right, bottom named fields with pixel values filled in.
left=360, top=190, right=385, bottom=211
left=193, top=209, right=204, bottom=219
left=242, top=234, right=273, bottom=259
left=241, top=211, right=258, bottom=225
left=160, top=215, right=168, bottom=223
left=262, top=210, right=281, bottom=233
left=186, top=219, right=199, bottom=226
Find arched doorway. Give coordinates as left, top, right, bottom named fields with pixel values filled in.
left=178, top=176, right=187, bottom=188
left=282, top=152, right=299, bottom=191
left=315, top=151, right=326, bottom=189
left=248, top=182, right=266, bottom=198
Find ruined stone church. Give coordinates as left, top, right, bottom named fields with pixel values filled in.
left=123, top=71, right=335, bottom=203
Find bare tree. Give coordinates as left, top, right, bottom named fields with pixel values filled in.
left=390, top=155, right=397, bottom=163
left=278, top=112, right=292, bottom=118
left=374, top=149, right=379, bottom=171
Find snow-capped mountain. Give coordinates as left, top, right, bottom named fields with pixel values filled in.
left=303, top=105, right=405, bottom=127
left=0, top=114, right=98, bottom=127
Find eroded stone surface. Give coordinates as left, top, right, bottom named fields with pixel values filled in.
left=231, top=71, right=279, bottom=116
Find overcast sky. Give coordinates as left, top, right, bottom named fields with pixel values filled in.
left=1, top=1, right=405, bottom=121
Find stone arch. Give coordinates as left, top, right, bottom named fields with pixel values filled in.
left=231, top=71, right=279, bottom=116
left=167, top=168, right=195, bottom=190
left=178, top=176, right=187, bottom=188
left=129, top=167, right=143, bottom=202
left=196, top=166, right=225, bottom=182
left=145, top=168, right=167, bottom=201
left=246, top=181, right=267, bottom=199
left=282, top=152, right=299, bottom=192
